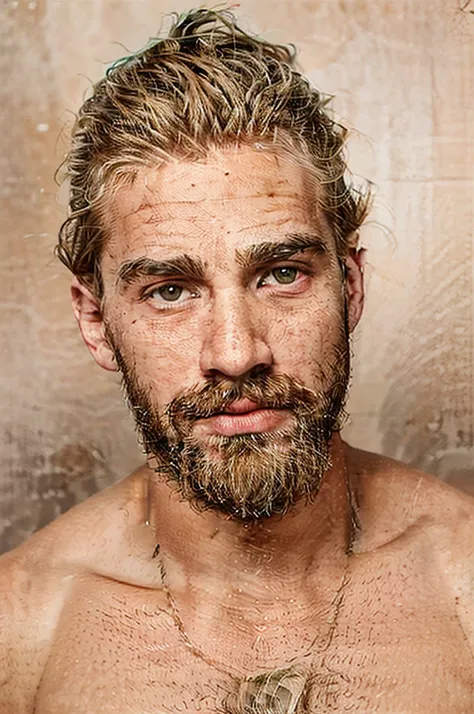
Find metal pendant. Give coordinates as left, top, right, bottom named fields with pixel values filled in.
left=227, top=669, right=307, bottom=714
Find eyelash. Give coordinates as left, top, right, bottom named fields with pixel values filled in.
left=141, top=263, right=313, bottom=309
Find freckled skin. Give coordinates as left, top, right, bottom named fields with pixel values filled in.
left=1, top=147, right=473, bottom=714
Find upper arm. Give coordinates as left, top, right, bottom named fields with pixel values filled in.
left=452, top=516, right=474, bottom=655
left=0, top=550, right=61, bottom=714
left=435, top=492, right=474, bottom=656
left=0, top=552, right=35, bottom=713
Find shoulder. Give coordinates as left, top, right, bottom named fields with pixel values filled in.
left=346, top=443, right=474, bottom=649
left=5, top=464, right=159, bottom=584
left=346, top=442, right=474, bottom=551
left=0, top=466, right=156, bottom=711
left=346, top=442, right=474, bottom=533
left=0, top=536, right=70, bottom=712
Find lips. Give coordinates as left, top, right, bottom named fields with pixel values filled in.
left=221, top=399, right=264, bottom=415
left=200, top=400, right=290, bottom=436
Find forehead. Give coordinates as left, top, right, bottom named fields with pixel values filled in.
left=104, top=146, right=330, bottom=262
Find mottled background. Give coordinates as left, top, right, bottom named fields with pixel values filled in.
left=1, top=0, right=473, bottom=554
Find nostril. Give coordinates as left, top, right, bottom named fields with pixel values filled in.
left=248, top=363, right=271, bottom=379
left=205, top=365, right=270, bottom=385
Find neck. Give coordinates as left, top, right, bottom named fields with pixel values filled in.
left=143, top=434, right=357, bottom=672
left=147, top=434, right=356, bottom=609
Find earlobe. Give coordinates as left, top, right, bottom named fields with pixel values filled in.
left=345, top=248, right=366, bottom=333
left=71, top=277, right=117, bottom=372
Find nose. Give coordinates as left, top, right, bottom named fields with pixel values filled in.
left=199, top=290, right=273, bottom=380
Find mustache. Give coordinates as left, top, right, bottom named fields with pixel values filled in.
left=166, top=373, right=344, bottom=425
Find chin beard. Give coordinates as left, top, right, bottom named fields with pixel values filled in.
left=110, top=325, right=350, bottom=521
left=163, top=397, right=343, bottom=521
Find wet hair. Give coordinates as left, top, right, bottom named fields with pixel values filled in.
left=56, top=7, right=372, bottom=297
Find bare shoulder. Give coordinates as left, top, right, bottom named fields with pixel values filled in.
left=346, top=442, right=474, bottom=649
left=0, top=466, right=154, bottom=712
left=0, top=538, right=69, bottom=712
left=345, top=442, right=474, bottom=537
left=1, top=464, right=159, bottom=587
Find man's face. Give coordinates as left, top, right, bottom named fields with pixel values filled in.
left=98, top=146, right=352, bottom=520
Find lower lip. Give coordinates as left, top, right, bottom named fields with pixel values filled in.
left=204, top=409, right=289, bottom=436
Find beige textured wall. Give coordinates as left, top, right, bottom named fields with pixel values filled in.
left=1, top=0, right=473, bottom=553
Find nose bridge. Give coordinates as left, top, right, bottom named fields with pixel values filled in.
left=200, top=286, right=271, bottom=378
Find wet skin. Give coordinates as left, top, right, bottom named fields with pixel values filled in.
left=0, top=147, right=473, bottom=713
left=1, top=448, right=473, bottom=713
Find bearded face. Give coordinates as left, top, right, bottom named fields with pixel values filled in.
left=111, top=312, right=350, bottom=521
left=92, top=148, right=361, bottom=522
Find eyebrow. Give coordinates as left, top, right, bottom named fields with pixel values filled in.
left=235, top=232, right=330, bottom=269
left=115, top=232, right=330, bottom=291
left=115, top=254, right=205, bottom=290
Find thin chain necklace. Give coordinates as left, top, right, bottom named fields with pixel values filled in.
left=148, top=461, right=358, bottom=713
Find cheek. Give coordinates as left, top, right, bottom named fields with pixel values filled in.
left=268, top=297, right=344, bottom=375
left=112, top=312, right=201, bottom=393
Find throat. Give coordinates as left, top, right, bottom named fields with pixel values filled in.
left=154, top=527, right=354, bottom=678
left=143, top=435, right=358, bottom=673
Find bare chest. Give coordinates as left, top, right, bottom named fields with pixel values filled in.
left=34, top=574, right=473, bottom=714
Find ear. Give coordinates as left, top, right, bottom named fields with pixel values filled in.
left=345, top=247, right=367, bottom=333
left=71, top=277, right=117, bottom=372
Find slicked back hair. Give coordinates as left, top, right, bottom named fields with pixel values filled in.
left=57, top=8, right=371, bottom=296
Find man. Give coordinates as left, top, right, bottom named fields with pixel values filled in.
left=1, top=8, right=473, bottom=713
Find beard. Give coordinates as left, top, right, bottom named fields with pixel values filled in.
left=109, top=314, right=350, bottom=522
